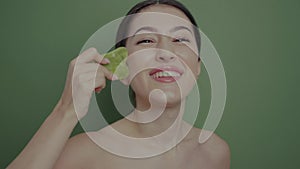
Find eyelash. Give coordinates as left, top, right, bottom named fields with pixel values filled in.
left=136, top=37, right=190, bottom=45
left=173, top=38, right=190, bottom=43
left=136, top=39, right=154, bottom=44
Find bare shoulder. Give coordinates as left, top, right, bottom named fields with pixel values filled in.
left=189, top=128, right=231, bottom=168
left=53, top=133, right=105, bottom=169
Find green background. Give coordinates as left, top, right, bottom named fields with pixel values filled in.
left=0, top=0, right=299, bottom=168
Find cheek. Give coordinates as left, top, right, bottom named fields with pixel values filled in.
left=175, top=49, right=199, bottom=75
left=125, top=39, right=141, bottom=55
left=125, top=49, right=157, bottom=81
left=188, top=59, right=200, bottom=76
left=129, top=73, right=150, bottom=97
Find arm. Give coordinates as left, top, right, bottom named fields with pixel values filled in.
left=202, top=133, right=231, bottom=169
left=6, top=101, right=78, bottom=169
left=7, top=48, right=113, bottom=169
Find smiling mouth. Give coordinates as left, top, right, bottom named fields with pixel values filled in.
left=149, top=66, right=183, bottom=83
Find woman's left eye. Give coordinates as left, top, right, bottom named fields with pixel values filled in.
left=173, top=38, right=190, bottom=43
left=136, top=39, right=154, bottom=44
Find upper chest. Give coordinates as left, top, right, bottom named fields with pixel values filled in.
left=90, top=140, right=211, bottom=169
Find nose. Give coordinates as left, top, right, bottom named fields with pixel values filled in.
left=156, top=52, right=176, bottom=62
left=155, top=38, right=176, bottom=63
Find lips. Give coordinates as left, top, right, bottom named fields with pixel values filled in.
left=149, top=66, right=183, bottom=83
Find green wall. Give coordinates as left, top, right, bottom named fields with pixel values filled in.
left=0, top=0, right=299, bottom=168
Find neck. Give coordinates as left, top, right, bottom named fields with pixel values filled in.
left=128, top=96, right=186, bottom=138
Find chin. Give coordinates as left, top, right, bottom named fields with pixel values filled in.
left=159, top=90, right=185, bottom=108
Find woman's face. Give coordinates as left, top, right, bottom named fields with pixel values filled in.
left=124, top=4, right=200, bottom=108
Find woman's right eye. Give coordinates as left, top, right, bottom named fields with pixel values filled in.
left=136, top=39, right=154, bottom=45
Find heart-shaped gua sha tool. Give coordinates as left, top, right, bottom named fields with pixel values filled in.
left=103, top=47, right=129, bottom=80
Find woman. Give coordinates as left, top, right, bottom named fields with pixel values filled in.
left=7, top=0, right=230, bottom=169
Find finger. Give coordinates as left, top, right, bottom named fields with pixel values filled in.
left=94, top=71, right=106, bottom=91
left=100, top=58, right=110, bottom=65
left=78, top=47, right=103, bottom=64
left=75, top=63, right=99, bottom=74
left=95, top=86, right=102, bottom=93
left=98, top=65, right=115, bottom=81
left=73, top=72, right=96, bottom=95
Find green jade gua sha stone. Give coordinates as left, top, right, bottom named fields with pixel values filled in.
left=103, top=47, right=129, bottom=80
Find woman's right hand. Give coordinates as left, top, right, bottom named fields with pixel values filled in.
left=57, top=48, right=114, bottom=120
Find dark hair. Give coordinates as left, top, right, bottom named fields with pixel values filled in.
left=115, top=0, right=201, bottom=61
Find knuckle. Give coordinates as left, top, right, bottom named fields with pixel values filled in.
left=69, top=58, right=77, bottom=67
left=89, top=47, right=97, bottom=53
left=95, top=77, right=106, bottom=88
left=97, top=70, right=104, bottom=77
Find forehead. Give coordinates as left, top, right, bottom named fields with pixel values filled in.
left=127, top=5, right=194, bottom=36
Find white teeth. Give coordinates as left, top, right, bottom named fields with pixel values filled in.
left=163, top=72, right=169, bottom=76
left=159, top=72, right=163, bottom=77
left=151, top=71, right=181, bottom=78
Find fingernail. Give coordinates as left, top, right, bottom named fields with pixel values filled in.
left=103, top=58, right=110, bottom=63
left=95, top=87, right=102, bottom=93
left=112, top=75, right=118, bottom=81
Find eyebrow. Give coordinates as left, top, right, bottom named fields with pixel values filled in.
left=170, top=26, right=193, bottom=34
left=133, top=26, right=158, bottom=35
left=133, top=26, right=193, bottom=36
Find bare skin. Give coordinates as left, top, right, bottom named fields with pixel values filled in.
left=54, top=121, right=230, bottom=169
left=8, top=4, right=230, bottom=169
left=54, top=5, right=230, bottom=169
left=7, top=48, right=114, bottom=169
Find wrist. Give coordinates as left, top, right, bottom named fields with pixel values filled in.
left=52, top=99, right=79, bottom=126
